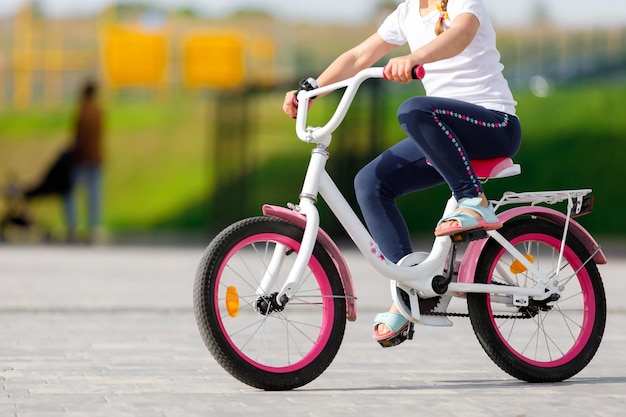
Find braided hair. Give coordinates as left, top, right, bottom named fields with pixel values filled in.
left=435, top=0, right=449, bottom=36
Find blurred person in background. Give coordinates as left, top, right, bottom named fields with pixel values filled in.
left=63, top=79, right=105, bottom=243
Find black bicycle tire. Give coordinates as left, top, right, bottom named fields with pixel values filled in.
left=193, top=216, right=346, bottom=390
left=467, top=218, right=606, bottom=382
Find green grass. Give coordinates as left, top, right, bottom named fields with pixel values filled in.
left=1, top=80, right=625, bottom=240
left=504, top=83, right=626, bottom=236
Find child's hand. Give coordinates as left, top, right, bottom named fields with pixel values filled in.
left=282, top=90, right=299, bottom=119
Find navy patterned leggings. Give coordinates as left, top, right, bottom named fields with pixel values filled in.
left=354, top=96, right=522, bottom=263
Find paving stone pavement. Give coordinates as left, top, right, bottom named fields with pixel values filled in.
left=1, top=241, right=625, bottom=417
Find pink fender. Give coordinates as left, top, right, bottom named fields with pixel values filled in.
left=458, top=206, right=608, bottom=285
left=262, top=204, right=357, bottom=322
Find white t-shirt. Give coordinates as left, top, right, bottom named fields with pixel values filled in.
left=378, top=0, right=517, bottom=115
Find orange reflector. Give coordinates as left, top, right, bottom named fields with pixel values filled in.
left=225, top=286, right=240, bottom=317
left=510, top=254, right=535, bottom=274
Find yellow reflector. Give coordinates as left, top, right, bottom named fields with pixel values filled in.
left=510, top=254, right=535, bottom=274
left=225, top=286, right=240, bottom=317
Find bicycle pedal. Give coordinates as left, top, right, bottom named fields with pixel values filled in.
left=450, top=229, right=488, bottom=243
left=407, top=322, right=415, bottom=340
left=376, top=322, right=414, bottom=348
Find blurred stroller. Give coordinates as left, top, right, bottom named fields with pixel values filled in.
left=1, top=148, right=74, bottom=242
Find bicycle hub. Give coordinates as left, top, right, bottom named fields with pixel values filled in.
left=255, top=292, right=285, bottom=315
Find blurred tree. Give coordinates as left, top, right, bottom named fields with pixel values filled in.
left=377, top=0, right=399, bottom=11
left=231, top=9, right=274, bottom=19
left=377, top=0, right=399, bottom=16
left=176, top=8, right=197, bottom=18
left=532, top=0, right=550, bottom=27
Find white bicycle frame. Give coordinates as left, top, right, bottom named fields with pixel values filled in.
left=258, top=67, right=607, bottom=325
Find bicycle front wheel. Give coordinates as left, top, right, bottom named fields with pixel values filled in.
left=193, top=216, right=346, bottom=390
left=467, top=218, right=606, bottom=382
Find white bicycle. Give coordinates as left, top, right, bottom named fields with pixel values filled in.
left=193, top=67, right=607, bottom=391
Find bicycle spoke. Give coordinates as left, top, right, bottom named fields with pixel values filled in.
left=468, top=219, right=605, bottom=382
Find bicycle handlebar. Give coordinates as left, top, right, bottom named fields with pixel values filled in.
left=295, top=66, right=424, bottom=144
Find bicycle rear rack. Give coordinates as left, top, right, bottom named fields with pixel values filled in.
left=493, top=189, right=592, bottom=214
left=492, top=189, right=594, bottom=281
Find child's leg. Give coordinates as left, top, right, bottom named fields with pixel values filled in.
left=354, top=137, right=444, bottom=264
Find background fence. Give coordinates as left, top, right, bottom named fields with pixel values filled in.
left=1, top=4, right=626, bottom=241
left=2, top=4, right=625, bottom=109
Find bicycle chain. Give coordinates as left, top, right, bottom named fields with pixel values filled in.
left=409, top=285, right=533, bottom=320
left=422, top=310, right=469, bottom=318
left=422, top=310, right=532, bottom=319
left=418, top=280, right=533, bottom=319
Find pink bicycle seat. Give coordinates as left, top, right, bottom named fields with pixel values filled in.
left=471, top=157, right=521, bottom=179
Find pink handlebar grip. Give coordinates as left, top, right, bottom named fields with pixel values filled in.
left=382, top=65, right=425, bottom=80
left=412, top=65, right=425, bottom=80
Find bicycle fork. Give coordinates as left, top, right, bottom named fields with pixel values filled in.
left=256, top=145, right=329, bottom=305
left=254, top=200, right=319, bottom=304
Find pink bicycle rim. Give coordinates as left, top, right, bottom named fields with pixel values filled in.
left=487, top=232, right=596, bottom=368
left=214, top=233, right=336, bottom=373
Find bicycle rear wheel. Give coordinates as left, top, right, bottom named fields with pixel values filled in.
left=193, top=216, right=346, bottom=390
left=467, top=218, right=606, bottom=382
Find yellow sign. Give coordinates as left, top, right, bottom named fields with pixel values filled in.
left=102, top=26, right=167, bottom=87
left=182, top=31, right=245, bottom=89
left=247, top=36, right=276, bottom=87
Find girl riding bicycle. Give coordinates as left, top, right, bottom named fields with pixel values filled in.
left=282, top=0, right=522, bottom=347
